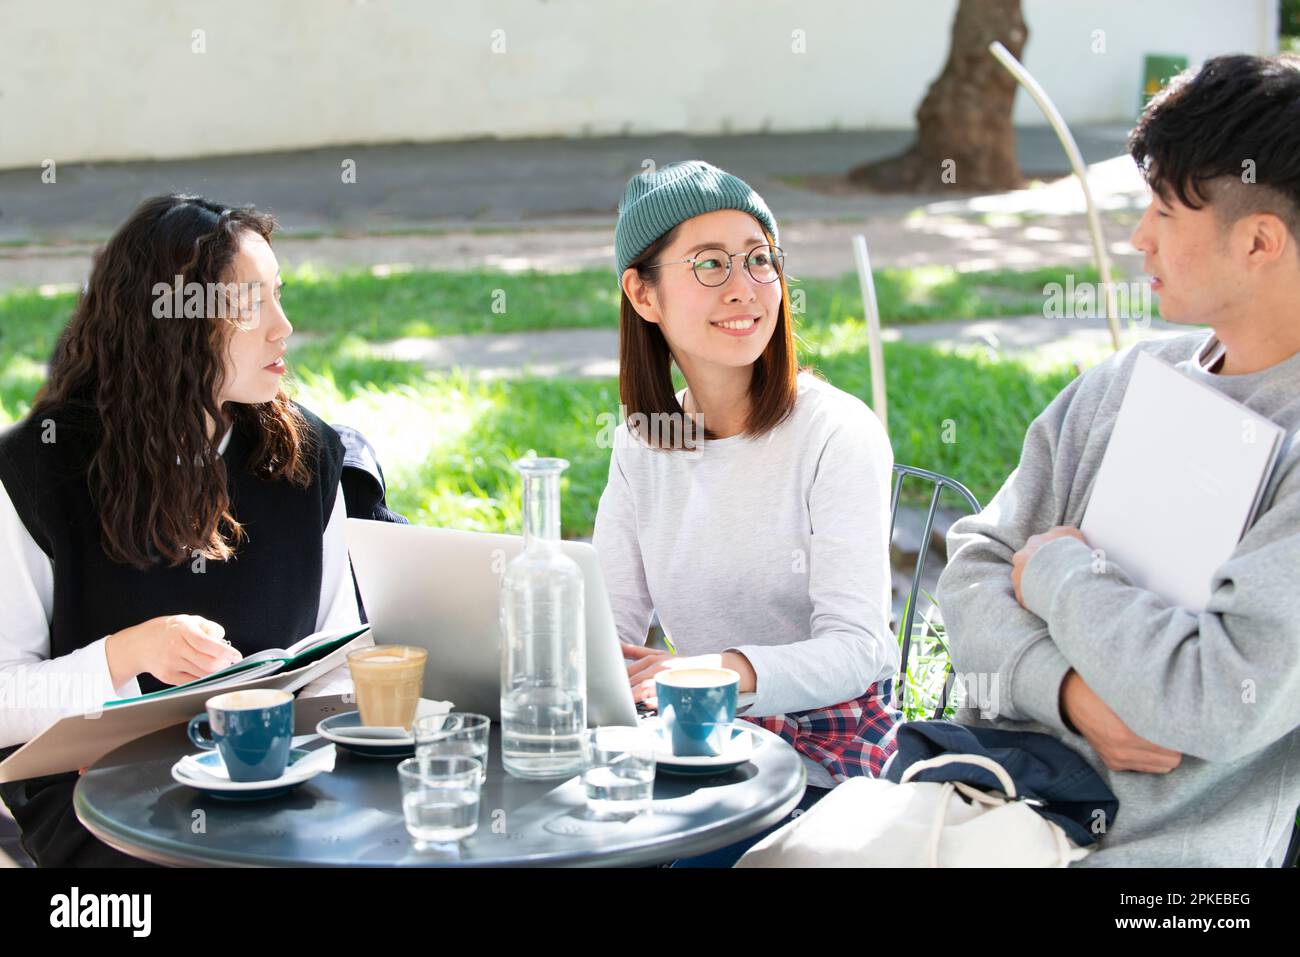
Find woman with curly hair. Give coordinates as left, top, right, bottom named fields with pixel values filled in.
left=0, top=194, right=361, bottom=866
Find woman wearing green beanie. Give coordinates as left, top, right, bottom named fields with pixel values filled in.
left=592, top=160, right=900, bottom=865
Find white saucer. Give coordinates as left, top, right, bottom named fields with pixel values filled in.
left=170, top=746, right=335, bottom=799
left=640, top=717, right=763, bottom=775
left=315, top=698, right=453, bottom=758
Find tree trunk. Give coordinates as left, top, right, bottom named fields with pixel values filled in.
left=849, top=0, right=1028, bottom=192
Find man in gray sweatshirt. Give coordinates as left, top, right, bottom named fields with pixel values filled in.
left=937, top=54, right=1300, bottom=867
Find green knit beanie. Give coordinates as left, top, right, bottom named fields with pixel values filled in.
left=614, top=160, right=779, bottom=275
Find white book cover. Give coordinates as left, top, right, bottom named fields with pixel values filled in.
left=1080, top=352, right=1284, bottom=612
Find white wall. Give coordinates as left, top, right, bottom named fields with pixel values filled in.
left=0, top=0, right=1277, bottom=169
left=1013, top=0, right=1278, bottom=124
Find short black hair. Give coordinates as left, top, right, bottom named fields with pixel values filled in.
left=1128, top=54, right=1300, bottom=238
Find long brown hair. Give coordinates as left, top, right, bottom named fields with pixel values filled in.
left=618, top=224, right=800, bottom=446
left=32, top=194, right=314, bottom=569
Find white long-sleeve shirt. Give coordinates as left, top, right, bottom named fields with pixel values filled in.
left=0, top=424, right=361, bottom=750
left=592, top=372, right=897, bottom=788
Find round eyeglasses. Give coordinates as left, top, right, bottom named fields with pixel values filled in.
left=644, top=244, right=784, bottom=287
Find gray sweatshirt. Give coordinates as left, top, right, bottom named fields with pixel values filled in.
left=937, top=330, right=1300, bottom=866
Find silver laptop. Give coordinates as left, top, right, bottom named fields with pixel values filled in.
left=345, top=519, right=638, bottom=727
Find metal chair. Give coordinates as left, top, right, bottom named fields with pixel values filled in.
left=888, top=464, right=981, bottom=719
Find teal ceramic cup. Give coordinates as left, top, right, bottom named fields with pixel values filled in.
left=187, top=689, right=294, bottom=782
left=655, top=668, right=740, bottom=757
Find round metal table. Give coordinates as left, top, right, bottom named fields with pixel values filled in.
left=74, top=713, right=806, bottom=867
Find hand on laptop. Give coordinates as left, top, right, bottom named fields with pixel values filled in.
left=622, top=643, right=756, bottom=710
left=623, top=643, right=671, bottom=709
left=1011, top=526, right=1089, bottom=607
left=1061, top=669, right=1183, bottom=773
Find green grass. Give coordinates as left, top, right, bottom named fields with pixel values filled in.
left=0, top=261, right=1106, bottom=363
left=801, top=321, right=1076, bottom=502
left=291, top=367, right=617, bottom=536
left=0, top=264, right=1086, bottom=535
left=276, top=338, right=1075, bottom=539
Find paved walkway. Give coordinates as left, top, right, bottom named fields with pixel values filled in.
left=336, top=313, right=1188, bottom=382
left=2, top=124, right=1165, bottom=383
left=0, top=125, right=1150, bottom=290
left=0, top=125, right=1137, bottom=241
left=0, top=206, right=1147, bottom=291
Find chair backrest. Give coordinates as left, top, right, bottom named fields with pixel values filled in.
left=889, top=464, right=981, bottom=719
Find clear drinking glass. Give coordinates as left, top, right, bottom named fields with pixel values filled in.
left=397, top=756, right=482, bottom=846
left=413, top=712, right=491, bottom=784
left=582, top=725, right=656, bottom=815
left=499, top=456, right=587, bottom=779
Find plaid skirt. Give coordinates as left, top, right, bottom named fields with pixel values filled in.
left=739, top=677, right=902, bottom=782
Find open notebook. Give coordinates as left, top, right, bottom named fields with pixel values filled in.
left=0, top=625, right=371, bottom=783
left=1079, top=352, right=1286, bottom=612
left=104, top=626, right=370, bottom=706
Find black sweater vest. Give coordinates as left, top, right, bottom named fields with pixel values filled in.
left=0, top=400, right=344, bottom=695
left=0, top=400, right=343, bottom=867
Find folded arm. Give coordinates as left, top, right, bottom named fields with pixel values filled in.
left=936, top=374, right=1089, bottom=735
left=1020, top=467, right=1300, bottom=762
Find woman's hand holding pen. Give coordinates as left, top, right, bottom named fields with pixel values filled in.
left=105, top=614, right=243, bottom=688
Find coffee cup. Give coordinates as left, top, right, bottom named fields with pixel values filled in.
left=347, top=645, right=427, bottom=729
left=187, top=688, right=294, bottom=782
left=654, top=667, right=740, bottom=757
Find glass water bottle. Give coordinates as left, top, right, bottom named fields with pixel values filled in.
left=499, top=456, right=587, bottom=778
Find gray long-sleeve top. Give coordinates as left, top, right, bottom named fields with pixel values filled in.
left=937, top=330, right=1300, bottom=866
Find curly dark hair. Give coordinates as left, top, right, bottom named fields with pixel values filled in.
left=1128, top=54, right=1300, bottom=239
left=31, top=193, right=314, bottom=569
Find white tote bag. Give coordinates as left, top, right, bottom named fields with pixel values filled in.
left=736, top=753, right=1093, bottom=868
